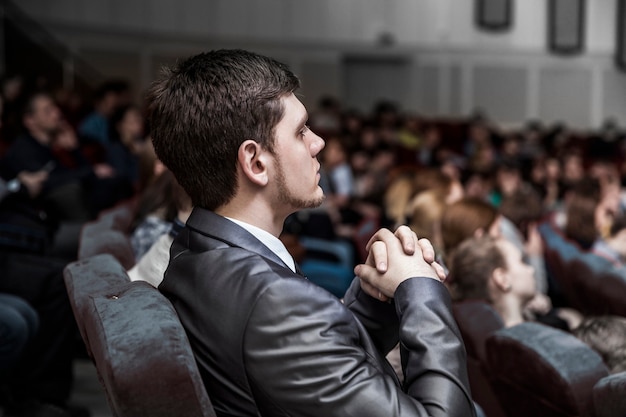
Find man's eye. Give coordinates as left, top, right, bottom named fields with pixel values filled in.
left=300, top=125, right=310, bottom=136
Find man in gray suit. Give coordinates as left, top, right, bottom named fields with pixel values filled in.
left=148, top=49, right=476, bottom=417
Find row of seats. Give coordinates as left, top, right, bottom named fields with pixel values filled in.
left=66, top=255, right=626, bottom=417
left=453, top=299, right=626, bottom=417
left=71, top=208, right=626, bottom=416
left=539, top=219, right=626, bottom=316
left=78, top=202, right=362, bottom=298
left=77, top=202, right=135, bottom=269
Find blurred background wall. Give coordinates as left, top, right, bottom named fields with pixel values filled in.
left=3, top=0, right=626, bottom=129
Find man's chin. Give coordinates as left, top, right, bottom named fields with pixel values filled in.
left=302, top=194, right=325, bottom=209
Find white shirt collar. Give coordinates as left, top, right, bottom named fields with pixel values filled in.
left=225, top=217, right=296, bottom=273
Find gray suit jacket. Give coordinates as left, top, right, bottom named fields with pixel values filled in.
left=159, top=208, right=475, bottom=417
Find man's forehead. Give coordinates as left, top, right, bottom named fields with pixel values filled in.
left=281, top=93, right=307, bottom=124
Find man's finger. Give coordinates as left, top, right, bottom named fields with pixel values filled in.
left=431, top=261, right=447, bottom=282
left=365, top=228, right=394, bottom=252
left=394, top=225, right=416, bottom=255
left=369, top=240, right=389, bottom=273
left=355, top=263, right=391, bottom=299
left=417, top=238, right=435, bottom=264
left=358, top=278, right=389, bottom=302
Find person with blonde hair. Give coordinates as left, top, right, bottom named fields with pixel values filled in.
left=408, top=190, right=446, bottom=256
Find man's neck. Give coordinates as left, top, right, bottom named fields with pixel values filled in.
left=216, top=200, right=287, bottom=238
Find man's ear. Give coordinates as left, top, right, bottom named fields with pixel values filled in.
left=238, top=139, right=269, bottom=186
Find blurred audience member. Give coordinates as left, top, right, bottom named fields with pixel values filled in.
left=499, top=185, right=548, bottom=294
left=0, top=293, right=37, bottom=374
left=450, top=236, right=581, bottom=330
left=105, top=105, right=145, bottom=195
left=129, top=167, right=179, bottom=260
left=321, top=137, right=355, bottom=211
left=0, top=74, right=26, bottom=145
left=441, top=196, right=501, bottom=262
left=0, top=92, right=117, bottom=222
left=128, top=176, right=192, bottom=287
left=78, top=80, right=129, bottom=145
left=383, top=171, right=415, bottom=227
left=407, top=190, right=446, bottom=256
left=592, top=212, right=626, bottom=266
left=564, top=178, right=614, bottom=250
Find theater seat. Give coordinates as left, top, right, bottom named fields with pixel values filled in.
left=486, top=322, right=609, bottom=417
left=78, top=222, right=135, bottom=270
left=593, top=371, right=626, bottom=417
left=452, top=300, right=507, bottom=417
left=63, top=254, right=216, bottom=417
left=299, top=236, right=355, bottom=298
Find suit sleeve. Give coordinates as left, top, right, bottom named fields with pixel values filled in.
left=343, top=276, right=400, bottom=355
left=242, top=276, right=476, bottom=417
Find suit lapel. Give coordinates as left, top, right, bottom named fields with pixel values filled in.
left=186, top=208, right=294, bottom=272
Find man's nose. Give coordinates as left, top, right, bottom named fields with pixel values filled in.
left=311, top=132, right=325, bottom=155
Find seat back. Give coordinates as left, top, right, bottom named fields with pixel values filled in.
left=452, top=300, right=507, bottom=417
left=596, top=267, right=626, bottom=317
left=539, top=221, right=583, bottom=308
left=63, top=254, right=215, bottom=417
left=299, top=236, right=355, bottom=298
left=486, top=322, right=608, bottom=417
left=593, top=371, right=626, bottom=417
left=78, top=222, right=135, bottom=270
left=540, top=220, right=626, bottom=317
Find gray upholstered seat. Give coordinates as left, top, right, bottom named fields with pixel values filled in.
left=63, top=253, right=215, bottom=417
left=593, top=371, right=626, bottom=417
left=452, top=300, right=507, bottom=417
left=486, top=322, right=609, bottom=417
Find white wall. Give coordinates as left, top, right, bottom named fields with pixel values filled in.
left=13, top=0, right=626, bottom=129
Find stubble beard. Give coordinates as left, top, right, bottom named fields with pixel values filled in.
left=274, top=155, right=325, bottom=210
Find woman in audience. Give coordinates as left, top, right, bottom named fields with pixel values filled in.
left=407, top=190, right=446, bottom=257
left=129, top=167, right=179, bottom=261
left=450, top=235, right=582, bottom=330
left=564, top=177, right=618, bottom=250
left=441, top=196, right=571, bottom=323
left=128, top=176, right=192, bottom=287
left=383, top=171, right=415, bottom=228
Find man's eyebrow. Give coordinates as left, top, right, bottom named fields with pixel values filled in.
left=296, top=112, right=309, bottom=128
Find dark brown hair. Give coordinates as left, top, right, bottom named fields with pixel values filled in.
left=131, top=169, right=180, bottom=231
left=564, top=178, right=602, bottom=250
left=448, top=236, right=506, bottom=302
left=147, top=49, right=300, bottom=210
left=499, top=185, right=544, bottom=239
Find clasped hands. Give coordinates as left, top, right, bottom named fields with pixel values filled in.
left=354, top=226, right=446, bottom=302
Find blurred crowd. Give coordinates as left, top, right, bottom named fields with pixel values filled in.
left=1, top=72, right=626, bottom=416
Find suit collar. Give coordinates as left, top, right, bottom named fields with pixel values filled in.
left=186, top=207, right=293, bottom=272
